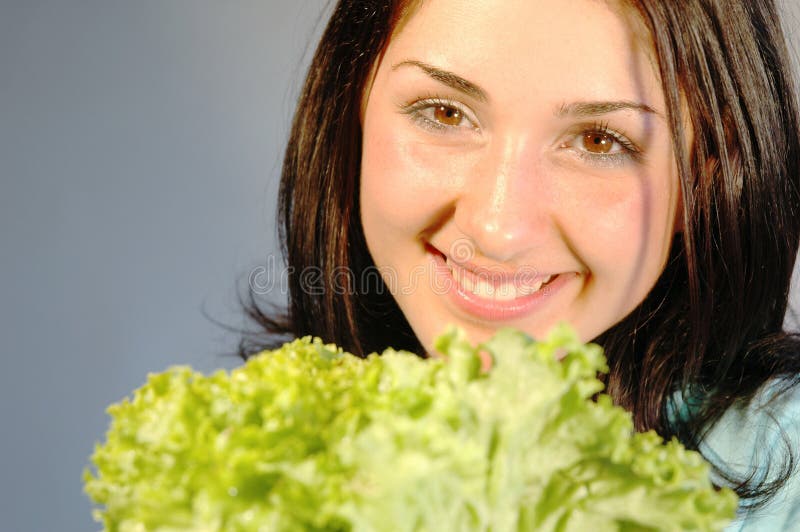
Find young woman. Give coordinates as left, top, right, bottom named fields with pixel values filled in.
left=241, top=0, right=800, bottom=528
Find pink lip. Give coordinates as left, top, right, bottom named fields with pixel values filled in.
left=445, top=257, right=554, bottom=288
left=427, top=246, right=569, bottom=322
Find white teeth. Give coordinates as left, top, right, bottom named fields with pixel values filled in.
left=518, top=279, right=544, bottom=295
left=446, top=258, right=553, bottom=300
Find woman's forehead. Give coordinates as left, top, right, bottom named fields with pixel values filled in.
left=380, top=0, right=661, bottom=109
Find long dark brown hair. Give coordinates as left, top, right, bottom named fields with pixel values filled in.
left=240, top=0, right=800, bottom=506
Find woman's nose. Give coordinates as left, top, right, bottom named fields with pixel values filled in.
left=453, top=141, right=554, bottom=265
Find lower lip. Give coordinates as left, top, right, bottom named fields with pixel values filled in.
left=428, top=249, right=569, bottom=322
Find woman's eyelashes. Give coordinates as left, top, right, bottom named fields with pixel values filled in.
left=399, top=97, right=645, bottom=167
left=399, top=97, right=479, bottom=134
left=559, top=121, right=644, bottom=168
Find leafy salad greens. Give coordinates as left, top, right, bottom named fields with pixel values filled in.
left=85, top=325, right=737, bottom=531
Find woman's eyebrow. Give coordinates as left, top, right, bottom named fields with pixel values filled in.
left=556, top=100, right=662, bottom=119
left=389, top=61, right=662, bottom=120
left=392, top=60, right=489, bottom=103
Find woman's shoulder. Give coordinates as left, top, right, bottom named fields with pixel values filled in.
left=702, top=378, right=800, bottom=531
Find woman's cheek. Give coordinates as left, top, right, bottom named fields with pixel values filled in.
left=363, top=131, right=474, bottom=226
left=576, top=179, right=672, bottom=294
left=404, top=137, right=479, bottom=183
left=361, top=132, right=418, bottom=224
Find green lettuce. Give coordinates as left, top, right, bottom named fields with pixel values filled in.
left=85, top=325, right=737, bottom=531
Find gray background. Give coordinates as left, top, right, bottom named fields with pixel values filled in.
left=1, top=2, right=799, bottom=531
left=1, top=2, right=328, bottom=531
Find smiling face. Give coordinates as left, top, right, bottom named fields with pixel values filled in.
left=359, top=0, right=682, bottom=358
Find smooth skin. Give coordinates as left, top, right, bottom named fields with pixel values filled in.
left=360, top=0, right=683, bottom=361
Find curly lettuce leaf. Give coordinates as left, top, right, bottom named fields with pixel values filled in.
left=85, top=325, right=737, bottom=531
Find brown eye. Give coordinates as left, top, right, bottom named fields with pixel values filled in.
left=433, top=104, right=463, bottom=126
left=582, top=131, right=616, bottom=154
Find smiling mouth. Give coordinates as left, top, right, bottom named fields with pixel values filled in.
left=444, top=255, right=556, bottom=300
left=426, top=243, right=564, bottom=321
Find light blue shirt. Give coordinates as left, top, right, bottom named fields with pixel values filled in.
left=698, top=381, right=800, bottom=530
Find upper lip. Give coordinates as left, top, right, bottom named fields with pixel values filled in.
left=427, top=243, right=555, bottom=286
